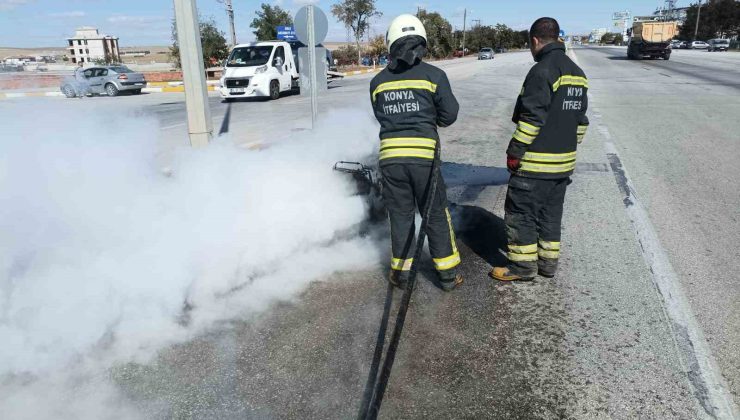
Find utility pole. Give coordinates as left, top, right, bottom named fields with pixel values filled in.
left=693, top=0, right=702, bottom=41
left=173, top=0, right=213, bottom=147
left=225, top=0, right=236, bottom=46
left=461, top=8, right=467, bottom=56
left=216, top=0, right=236, bottom=46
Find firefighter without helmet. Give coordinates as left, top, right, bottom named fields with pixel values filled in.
left=386, top=14, right=427, bottom=48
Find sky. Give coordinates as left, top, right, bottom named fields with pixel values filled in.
left=0, top=0, right=680, bottom=48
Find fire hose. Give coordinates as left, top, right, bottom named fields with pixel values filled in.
left=358, top=143, right=442, bottom=419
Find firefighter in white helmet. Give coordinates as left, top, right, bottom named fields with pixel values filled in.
left=369, top=14, right=463, bottom=291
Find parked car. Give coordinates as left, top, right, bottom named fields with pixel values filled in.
left=478, top=47, right=494, bottom=60
left=378, top=55, right=388, bottom=66
left=690, top=40, right=709, bottom=49
left=707, top=38, right=730, bottom=52
left=60, top=65, right=146, bottom=98
left=361, top=56, right=372, bottom=66
left=674, top=41, right=688, bottom=49
left=495, top=47, right=508, bottom=53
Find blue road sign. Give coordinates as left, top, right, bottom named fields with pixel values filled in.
left=277, top=26, right=296, bottom=40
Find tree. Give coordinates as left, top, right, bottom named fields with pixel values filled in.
left=418, top=9, right=453, bottom=58
left=331, top=0, right=382, bottom=64
left=600, top=32, right=618, bottom=44
left=452, top=22, right=527, bottom=54
left=169, top=17, right=229, bottom=69
left=250, top=3, right=293, bottom=41
left=614, top=33, right=624, bottom=45
left=680, top=0, right=740, bottom=40
left=367, top=34, right=387, bottom=57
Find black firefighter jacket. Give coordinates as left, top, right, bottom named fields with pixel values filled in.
left=507, top=42, right=589, bottom=179
left=370, top=60, right=459, bottom=167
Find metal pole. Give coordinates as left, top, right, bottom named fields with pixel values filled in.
left=225, top=0, right=237, bottom=46
left=461, top=8, right=467, bottom=56
left=307, top=5, right=318, bottom=127
left=693, top=0, right=702, bottom=41
left=173, top=0, right=212, bottom=147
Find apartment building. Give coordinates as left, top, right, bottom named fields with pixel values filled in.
left=67, top=27, right=120, bottom=64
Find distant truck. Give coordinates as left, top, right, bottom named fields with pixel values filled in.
left=219, top=40, right=343, bottom=101
left=627, top=21, right=678, bottom=60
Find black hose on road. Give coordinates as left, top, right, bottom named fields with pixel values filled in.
left=360, top=144, right=442, bottom=419
left=356, top=283, right=394, bottom=419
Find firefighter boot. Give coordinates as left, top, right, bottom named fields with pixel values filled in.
left=489, top=267, right=535, bottom=282
left=388, top=269, right=409, bottom=290
left=439, top=272, right=464, bottom=292
left=538, top=258, right=558, bottom=278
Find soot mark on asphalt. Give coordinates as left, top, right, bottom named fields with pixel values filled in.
left=575, top=162, right=610, bottom=174
left=443, top=162, right=509, bottom=203
left=607, top=153, right=634, bottom=207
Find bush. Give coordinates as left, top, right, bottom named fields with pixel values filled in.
left=332, top=45, right=360, bottom=66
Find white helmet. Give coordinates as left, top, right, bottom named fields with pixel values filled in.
left=386, top=14, right=427, bottom=49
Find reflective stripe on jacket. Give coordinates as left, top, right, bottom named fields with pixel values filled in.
left=508, top=42, right=590, bottom=179
left=370, top=61, right=459, bottom=165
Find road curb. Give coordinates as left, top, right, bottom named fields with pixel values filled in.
left=148, top=81, right=221, bottom=87
left=0, top=71, right=377, bottom=99
left=143, top=86, right=217, bottom=93
left=0, top=86, right=217, bottom=99
left=341, top=68, right=382, bottom=76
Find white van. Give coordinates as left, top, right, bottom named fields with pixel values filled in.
left=219, top=41, right=299, bottom=101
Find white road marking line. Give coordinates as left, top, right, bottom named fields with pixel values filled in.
left=573, top=47, right=739, bottom=419
left=159, top=122, right=187, bottom=130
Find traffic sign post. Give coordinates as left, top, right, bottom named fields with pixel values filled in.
left=294, top=5, right=328, bottom=128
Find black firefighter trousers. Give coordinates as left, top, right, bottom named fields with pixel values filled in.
left=380, top=163, right=461, bottom=280
left=504, top=175, right=569, bottom=277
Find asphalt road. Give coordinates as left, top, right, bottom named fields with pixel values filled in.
left=3, top=48, right=738, bottom=419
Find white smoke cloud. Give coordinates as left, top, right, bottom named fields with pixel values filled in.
left=0, top=101, right=382, bottom=418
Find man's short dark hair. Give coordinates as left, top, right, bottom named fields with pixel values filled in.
left=530, top=17, right=560, bottom=44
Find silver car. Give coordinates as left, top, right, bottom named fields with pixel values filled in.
left=478, top=47, right=494, bottom=60
left=60, top=65, right=147, bottom=98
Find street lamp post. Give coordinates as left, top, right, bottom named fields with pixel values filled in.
left=173, top=0, right=213, bottom=147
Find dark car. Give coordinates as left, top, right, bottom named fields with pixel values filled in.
left=708, top=39, right=730, bottom=52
